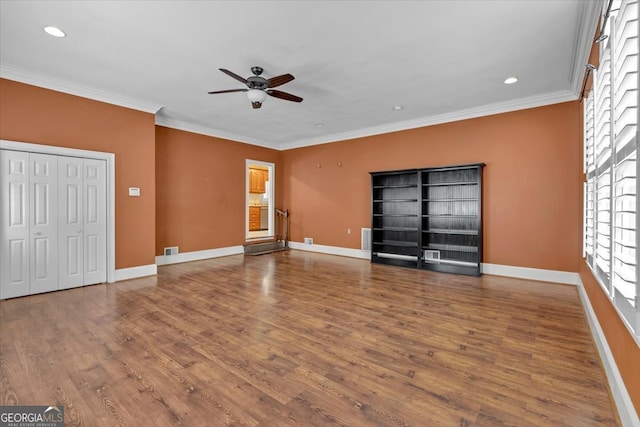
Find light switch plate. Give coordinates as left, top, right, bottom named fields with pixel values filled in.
left=129, top=187, right=140, bottom=197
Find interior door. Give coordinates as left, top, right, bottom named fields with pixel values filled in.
left=29, top=153, right=59, bottom=295
left=58, top=156, right=84, bottom=290
left=58, top=157, right=107, bottom=289
left=83, top=158, right=106, bottom=285
left=0, top=150, right=30, bottom=299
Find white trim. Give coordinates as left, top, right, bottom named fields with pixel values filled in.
left=289, top=241, right=371, bottom=259
left=155, top=246, right=244, bottom=266
left=278, top=90, right=576, bottom=150
left=245, top=159, right=275, bottom=241
left=0, top=139, right=117, bottom=284
left=155, top=116, right=272, bottom=148
left=568, top=0, right=604, bottom=97
left=286, top=245, right=582, bottom=284
left=156, top=90, right=575, bottom=151
left=3, top=63, right=582, bottom=152
left=286, top=245, right=587, bottom=284
left=115, top=264, right=157, bottom=282
left=481, top=263, right=580, bottom=285
left=576, top=276, right=640, bottom=427
left=0, top=64, right=162, bottom=114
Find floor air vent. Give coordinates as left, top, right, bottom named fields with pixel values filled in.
left=424, top=250, right=440, bottom=263
left=164, top=246, right=179, bottom=256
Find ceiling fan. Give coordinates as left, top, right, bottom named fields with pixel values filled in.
left=208, top=66, right=303, bottom=109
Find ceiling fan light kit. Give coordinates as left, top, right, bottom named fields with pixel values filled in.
left=247, top=89, right=267, bottom=109
left=208, top=66, right=303, bottom=109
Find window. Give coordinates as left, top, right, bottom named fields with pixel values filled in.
left=584, top=0, right=639, bottom=338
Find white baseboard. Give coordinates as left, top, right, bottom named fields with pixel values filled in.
left=288, top=241, right=371, bottom=259
left=115, top=264, right=157, bottom=281
left=575, top=277, right=639, bottom=427
left=481, top=262, right=580, bottom=285
left=286, top=243, right=580, bottom=285
left=155, top=245, right=244, bottom=266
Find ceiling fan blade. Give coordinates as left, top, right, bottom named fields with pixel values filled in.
left=267, top=90, right=303, bottom=103
left=207, top=88, right=248, bottom=94
left=219, top=68, right=248, bottom=84
left=267, top=73, right=294, bottom=88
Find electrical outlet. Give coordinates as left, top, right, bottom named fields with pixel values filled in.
left=347, top=228, right=351, bottom=235
left=304, top=237, right=313, bottom=245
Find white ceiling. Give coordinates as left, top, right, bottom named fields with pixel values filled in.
left=0, top=1, right=601, bottom=150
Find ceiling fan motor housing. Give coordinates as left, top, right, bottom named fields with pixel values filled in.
left=247, top=76, right=268, bottom=90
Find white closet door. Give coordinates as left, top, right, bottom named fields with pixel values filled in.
left=58, top=156, right=84, bottom=290
left=58, top=157, right=107, bottom=288
left=0, top=150, right=30, bottom=299
left=29, top=153, right=59, bottom=295
left=1, top=150, right=107, bottom=299
left=83, top=158, right=106, bottom=285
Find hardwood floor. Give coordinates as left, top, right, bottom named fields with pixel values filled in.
left=0, top=251, right=619, bottom=426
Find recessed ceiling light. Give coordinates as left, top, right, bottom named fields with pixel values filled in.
left=44, top=26, right=66, bottom=38
left=392, top=105, right=404, bottom=111
left=315, top=123, right=324, bottom=128
left=504, top=76, right=518, bottom=85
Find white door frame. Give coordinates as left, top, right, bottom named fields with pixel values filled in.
left=245, top=159, right=275, bottom=240
left=1, top=139, right=116, bottom=283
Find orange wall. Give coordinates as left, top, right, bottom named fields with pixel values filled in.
left=0, top=79, right=156, bottom=269
left=580, top=264, right=640, bottom=414
left=155, top=126, right=281, bottom=254
left=281, top=101, right=583, bottom=272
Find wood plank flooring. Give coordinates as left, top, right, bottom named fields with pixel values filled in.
left=0, top=251, right=619, bottom=426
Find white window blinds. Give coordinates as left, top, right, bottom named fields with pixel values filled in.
left=584, top=0, right=639, bottom=337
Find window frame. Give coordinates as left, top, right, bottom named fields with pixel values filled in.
left=583, top=0, right=639, bottom=342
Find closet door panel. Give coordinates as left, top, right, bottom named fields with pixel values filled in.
left=0, top=150, right=30, bottom=299
left=29, top=153, right=59, bottom=295
left=58, top=156, right=84, bottom=290
left=83, top=159, right=107, bottom=285
left=2, top=149, right=108, bottom=299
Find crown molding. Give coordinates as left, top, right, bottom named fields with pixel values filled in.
left=2, top=63, right=579, bottom=152
left=279, top=89, right=577, bottom=150
left=154, top=116, right=278, bottom=149
left=155, top=89, right=576, bottom=151
left=0, top=64, right=162, bottom=114
left=568, top=0, right=603, bottom=96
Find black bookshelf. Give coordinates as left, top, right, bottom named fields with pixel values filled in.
left=370, top=164, right=484, bottom=276
left=371, top=170, right=419, bottom=268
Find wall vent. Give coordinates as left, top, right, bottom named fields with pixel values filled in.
left=361, top=228, right=372, bottom=251
left=424, top=250, right=440, bottom=263
left=164, top=246, right=179, bottom=256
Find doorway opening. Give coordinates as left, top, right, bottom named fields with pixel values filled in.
left=246, top=160, right=274, bottom=241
